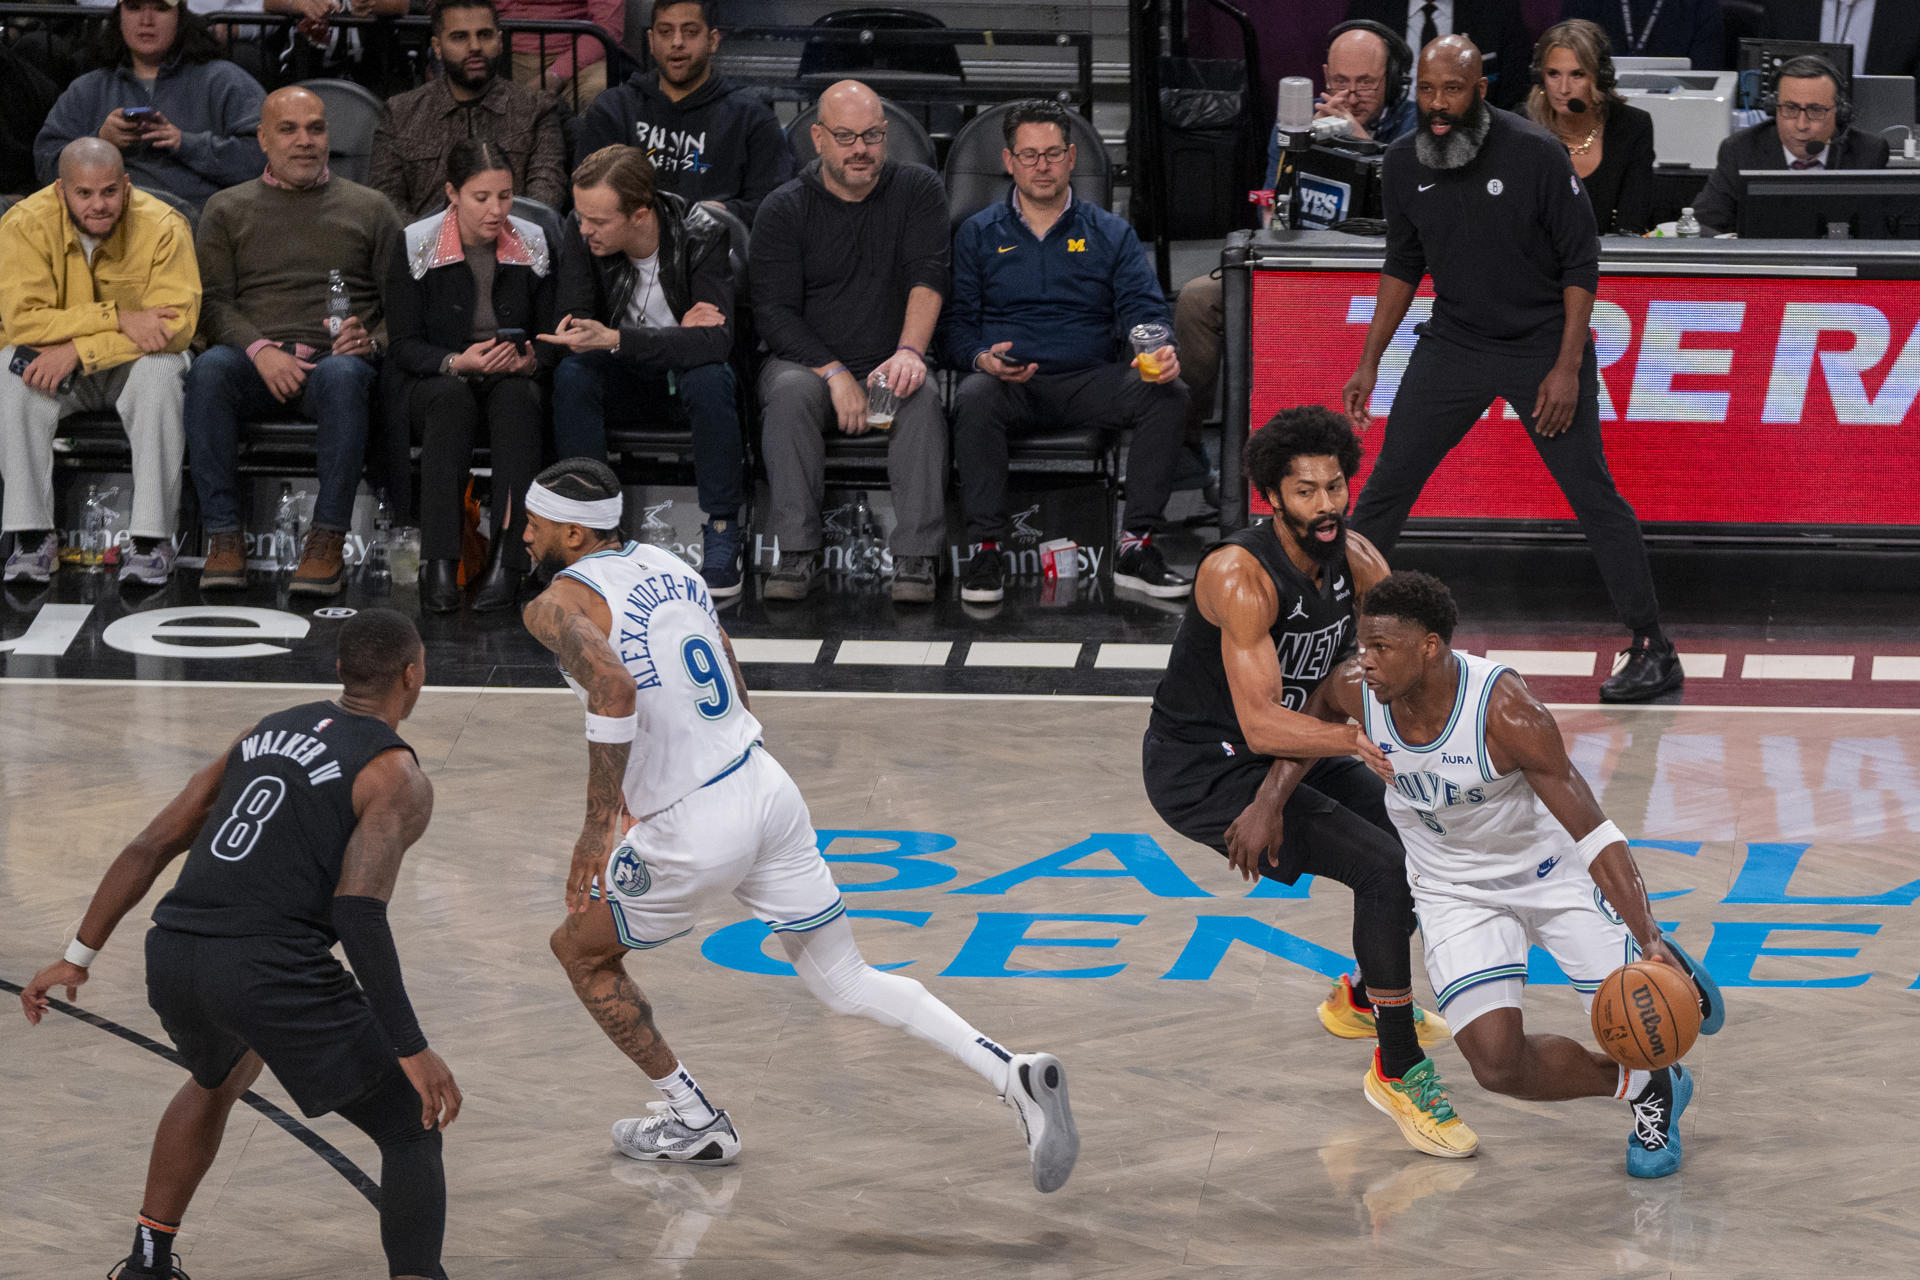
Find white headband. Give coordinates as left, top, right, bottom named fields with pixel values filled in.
left=526, top=480, right=623, bottom=527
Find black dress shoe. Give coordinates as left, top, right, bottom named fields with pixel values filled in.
left=1599, top=636, right=1684, bottom=703
left=420, top=559, right=462, bottom=613
left=473, top=561, right=524, bottom=612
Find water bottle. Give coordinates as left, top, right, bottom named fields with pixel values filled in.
left=364, top=488, right=393, bottom=587
left=325, top=269, right=351, bottom=337
left=1675, top=207, right=1701, bottom=239
left=848, top=491, right=883, bottom=582
left=274, top=483, right=305, bottom=572
left=80, top=483, right=105, bottom=570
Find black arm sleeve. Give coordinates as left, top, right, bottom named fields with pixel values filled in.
left=333, top=894, right=429, bottom=1057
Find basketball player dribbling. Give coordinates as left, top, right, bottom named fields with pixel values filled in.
left=18, top=609, right=460, bottom=1279
left=1143, top=406, right=1469, bottom=1156
left=1287, top=571, right=1725, bottom=1176
left=519, top=459, right=1079, bottom=1190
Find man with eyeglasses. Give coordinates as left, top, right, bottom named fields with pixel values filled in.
left=1693, top=54, right=1888, bottom=235
left=751, top=79, right=950, bottom=603
left=948, top=98, right=1192, bottom=603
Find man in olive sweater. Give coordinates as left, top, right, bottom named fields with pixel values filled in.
left=185, top=86, right=400, bottom=595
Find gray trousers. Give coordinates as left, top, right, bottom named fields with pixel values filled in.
left=756, top=357, right=947, bottom=556
left=0, top=347, right=188, bottom=538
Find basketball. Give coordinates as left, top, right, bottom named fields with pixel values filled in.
left=1591, top=960, right=1702, bottom=1070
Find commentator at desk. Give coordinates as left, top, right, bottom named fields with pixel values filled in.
left=1693, top=55, right=1889, bottom=234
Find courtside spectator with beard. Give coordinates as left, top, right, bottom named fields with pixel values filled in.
left=371, top=0, right=569, bottom=218
left=33, top=0, right=265, bottom=207
left=578, top=0, right=792, bottom=225
left=1338, top=36, right=1680, bottom=704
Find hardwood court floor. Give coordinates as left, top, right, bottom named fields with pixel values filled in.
left=5, top=684, right=1920, bottom=1278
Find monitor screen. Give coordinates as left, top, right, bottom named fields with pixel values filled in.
left=1289, top=145, right=1384, bottom=230
left=1738, top=171, right=1920, bottom=240
left=1736, top=38, right=1853, bottom=111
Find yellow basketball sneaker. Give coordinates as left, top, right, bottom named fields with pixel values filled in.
left=1317, top=975, right=1452, bottom=1047
left=1364, top=1050, right=1479, bottom=1159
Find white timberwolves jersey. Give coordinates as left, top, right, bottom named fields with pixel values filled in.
left=1362, top=651, right=1574, bottom=883
left=558, top=541, right=762, bottom=816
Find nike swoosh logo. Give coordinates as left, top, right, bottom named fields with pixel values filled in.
left=1537, top=856, right=1560, bottom=878
left=1418, top=183, right=1436, bottom=192
left=997, top=245, right=1016, bottom=253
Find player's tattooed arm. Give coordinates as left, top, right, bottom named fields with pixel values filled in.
left=336, top=749, right=436, bottom=902
left=1487, top=674, right=1671, bottom=960
left=524, top=585, right=637, bottom=911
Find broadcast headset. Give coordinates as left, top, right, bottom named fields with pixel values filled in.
left=1325, top=18, right=1414, bottom=115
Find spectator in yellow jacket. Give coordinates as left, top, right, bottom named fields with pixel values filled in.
left=0, top=137, right=199, bottom=586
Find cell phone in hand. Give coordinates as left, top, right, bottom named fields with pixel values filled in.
left=9, top=346, right=76, bottom=395
left=495, top=328, right=530, bottom=350
left=122, top=106, right=158, bottom=125
left=996, top=349, right=1036, bottom=367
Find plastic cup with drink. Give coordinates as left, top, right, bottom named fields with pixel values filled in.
left=1130, top=322, right=1173, bottom=382
left=866, top=369, right=898, bottom=429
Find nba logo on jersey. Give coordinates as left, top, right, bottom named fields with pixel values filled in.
left=610, top=844, right=652, bottom=897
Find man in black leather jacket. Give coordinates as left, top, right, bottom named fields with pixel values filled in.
left=545, top=143, right=746, bottom=597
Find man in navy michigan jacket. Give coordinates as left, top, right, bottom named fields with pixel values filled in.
left=947, top=99, right=1190, bottom=605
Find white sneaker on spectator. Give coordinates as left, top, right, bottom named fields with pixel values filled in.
left=3, top=532, right=58, bottom=584
left=118, top=540, right=177, bottom=586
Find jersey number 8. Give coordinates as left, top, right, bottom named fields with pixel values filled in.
left=681, top=635, right=733, bottom=720
left=210, top=775, right=288, bottom=862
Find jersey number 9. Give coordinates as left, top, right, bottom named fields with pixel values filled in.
left=681, top=635, right=733, bottom=720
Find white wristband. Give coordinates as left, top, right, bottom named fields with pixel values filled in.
left=585, top=711, right=637, bottom=743
left=65, top=937, right=100, bottom=967
left=1572, top=819, right=1628, bottom=869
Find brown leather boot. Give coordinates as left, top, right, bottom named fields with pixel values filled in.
left=199, top=530, right=248, bottom=590
left=290, top=528, right=347, bottom=596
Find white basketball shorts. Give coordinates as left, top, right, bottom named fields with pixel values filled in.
left=600, top=744, right=844, bottom=949
left=1412, top=855, right=1641, bottom=1033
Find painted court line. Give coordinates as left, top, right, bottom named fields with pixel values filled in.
left=1677, top=653, right=1728, bottom=679
left=834, top=640, right=953, bottom=666
left=730, top=638, right=823, bottom=664
left=1485, top=649, right=1598, bottom=677
left=1095, top=643, right=1174, bottom=670
left=1740, top=654, right=1856, bottom=681
left=964, top=642, right=1083, bottom=668
left=1872, top=656, right=1920, bottom=681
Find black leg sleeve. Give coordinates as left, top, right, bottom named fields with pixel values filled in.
left=337, top=1067, right=449, bottom=1280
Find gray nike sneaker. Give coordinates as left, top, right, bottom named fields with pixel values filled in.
left=1004, top=1052, right=1079, bottom=1192
left=611, top=1102, right=741, bottom=1165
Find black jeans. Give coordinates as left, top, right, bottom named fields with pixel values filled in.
left=409, top=373, right=542, bottom=569
left=952, top=362, right=1189, bottom=542
left=1350, top=333, right=1660, bottom=632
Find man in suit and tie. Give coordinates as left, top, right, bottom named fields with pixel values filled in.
left=1762, top=0, right=1920, bottom=86
left=1343, top=0, right=1532, bottom=105
left=1692, top=54, right=1890, bottom=234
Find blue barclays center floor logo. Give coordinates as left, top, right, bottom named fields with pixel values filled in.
left=699, top=832, right=1920, bottom=989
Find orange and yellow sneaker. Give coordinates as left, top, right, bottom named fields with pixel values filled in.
left=1364, top=1050, right=1479, bottom=1159
left=1318, top=974, right=1451, bottom=1047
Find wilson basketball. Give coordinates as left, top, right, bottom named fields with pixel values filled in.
left=1591, top=960, right=1702, bottom=1071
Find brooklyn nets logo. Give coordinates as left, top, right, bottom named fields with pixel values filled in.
left=610, top=844, right=652, bottom=897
